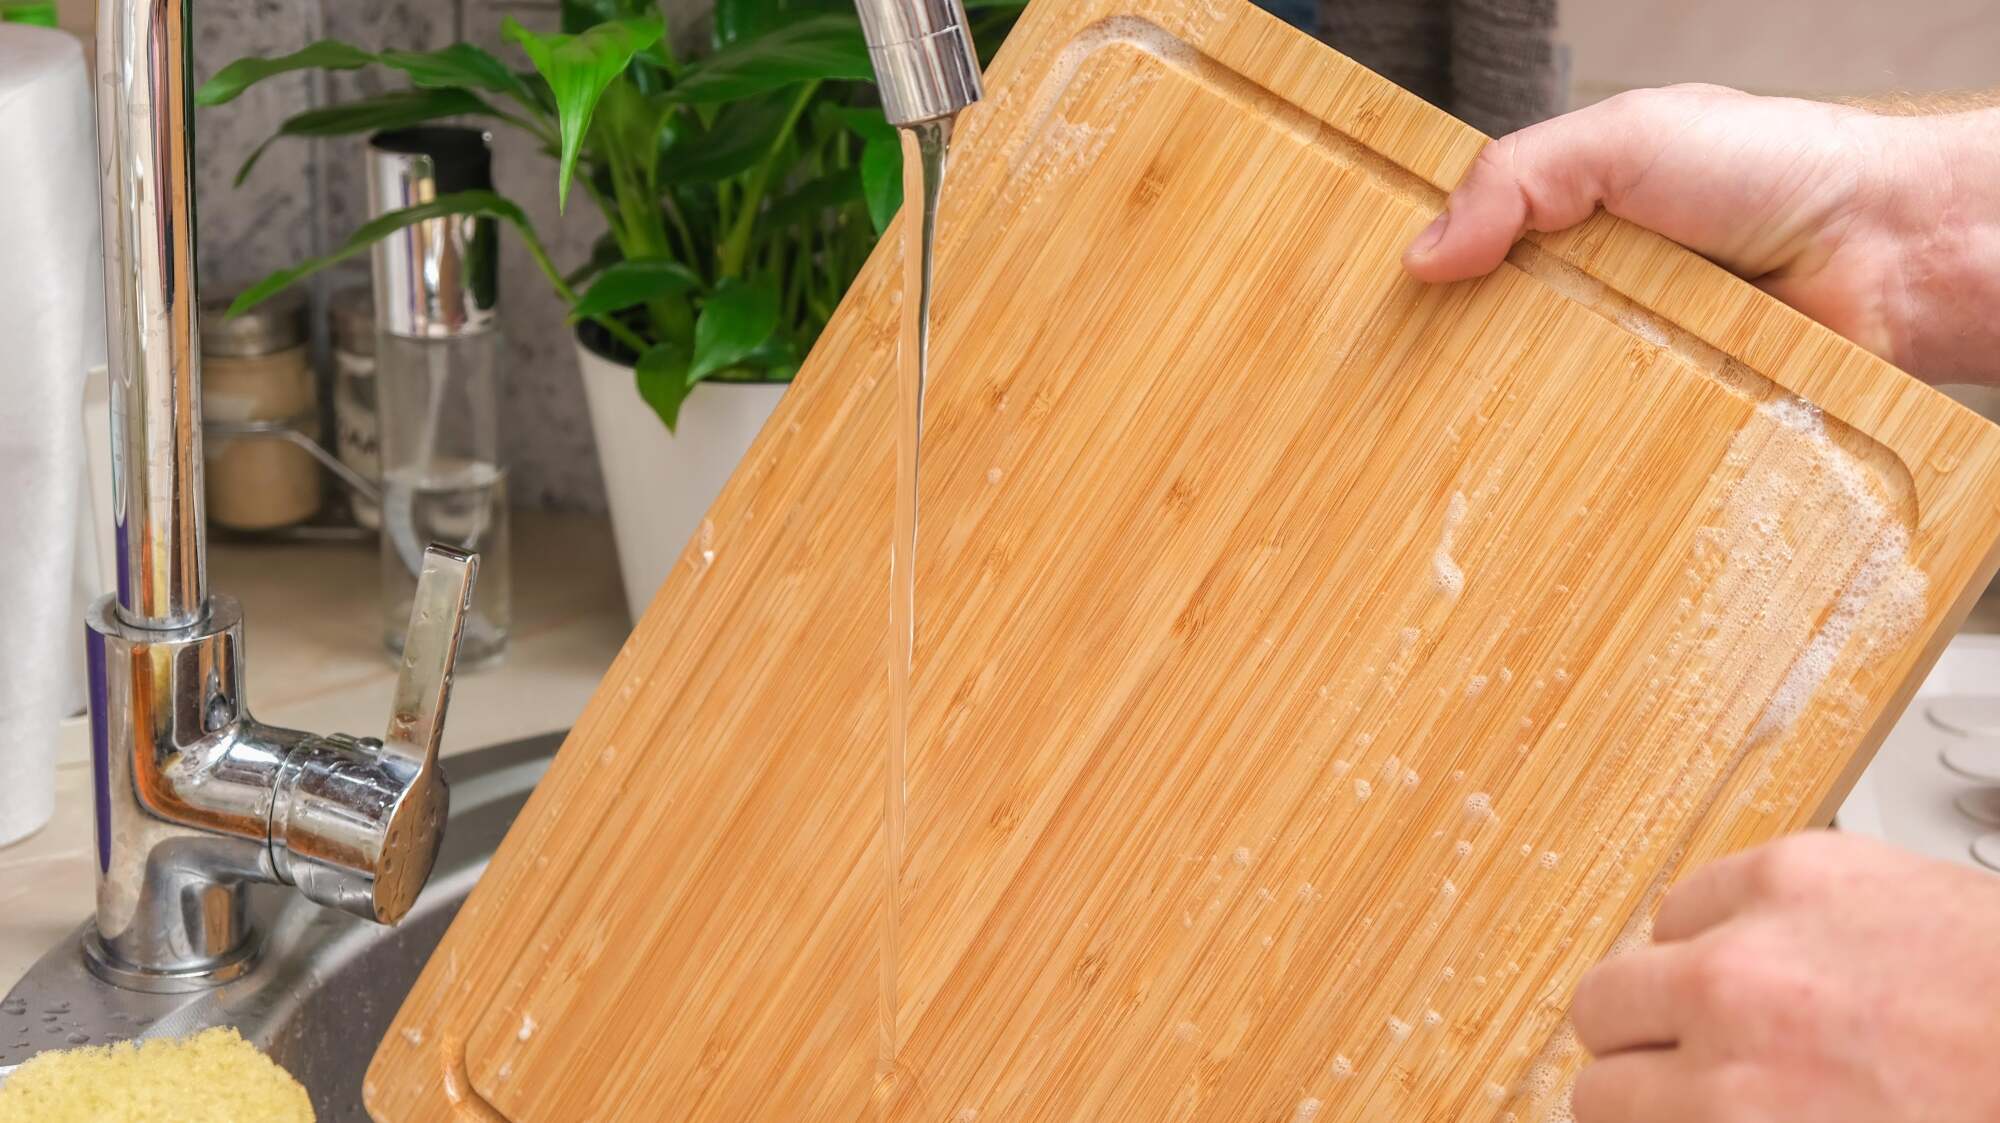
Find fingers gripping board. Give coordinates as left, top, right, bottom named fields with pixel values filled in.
left=366, top=1, right=2000, bottom=1120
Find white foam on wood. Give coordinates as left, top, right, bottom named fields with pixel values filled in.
left=1433, top=491, right=1468, bottom=598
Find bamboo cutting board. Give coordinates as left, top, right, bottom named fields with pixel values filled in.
left=367, top=1, right=2000, bottom=1119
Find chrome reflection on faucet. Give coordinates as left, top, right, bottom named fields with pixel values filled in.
left=87, top=0, right=478, bottom=992
left=83, top=549, right=476, bottom=992
left=853, top=0, right=984, bottom=126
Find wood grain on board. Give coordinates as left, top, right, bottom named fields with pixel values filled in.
left=364, top=0, right=2000, bottom=1119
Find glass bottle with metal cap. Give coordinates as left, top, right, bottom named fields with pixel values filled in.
left=369, top=125, right=511, bottom=668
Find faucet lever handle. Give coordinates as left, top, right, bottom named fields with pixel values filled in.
left=386, top=545, right=479, bottom=771
left=268, top=544, right=478, bottom=925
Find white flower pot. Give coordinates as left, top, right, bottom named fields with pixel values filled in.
left=575, top=337, right=789, bottom=622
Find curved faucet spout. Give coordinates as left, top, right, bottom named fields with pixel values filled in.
left=853, top=0, right=984, bottom=126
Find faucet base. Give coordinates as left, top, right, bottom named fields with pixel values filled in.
left=81, top=930, right=261, bottom=994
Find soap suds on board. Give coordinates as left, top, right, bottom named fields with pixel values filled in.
left=1623, top=394, right=1931, bottom=840
left=1004, top=16, right=1182, bottom=194
left=1733, top=399, right=1928, bottom=748
left=1433, top=491, right=1468, bottom=598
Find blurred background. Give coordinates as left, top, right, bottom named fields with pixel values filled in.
left=36, top=0, right=2000, bottom=511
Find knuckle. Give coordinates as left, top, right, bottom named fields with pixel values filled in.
left=1681, top=941, right=1753, bottom=1017
left=1703, top=1062, right=1772, bottom=1123
left=1663, top=80, right=1736, bottom=97
left=1472, top=134, right=1525, bottom=183
left=1568, top=1059, right=1619, bottom=1122
left=1568, top=967, right=1612, bottom=1044
left=1745, top=834, right=1831, bottom=896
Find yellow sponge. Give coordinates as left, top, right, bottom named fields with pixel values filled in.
left=0, top=1026, right=313, bottom=1123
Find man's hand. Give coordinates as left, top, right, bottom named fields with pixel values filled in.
left=1568, top=831, right=2000, bottom=1122
left=1402, top=84, right=2000, bottom=385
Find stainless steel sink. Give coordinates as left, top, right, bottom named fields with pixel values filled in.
left=0, top=733, right=557, bottom=1120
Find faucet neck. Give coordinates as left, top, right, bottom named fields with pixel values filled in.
left=96, top=0, right=207, bottom=629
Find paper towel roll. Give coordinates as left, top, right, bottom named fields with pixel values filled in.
left=0, top=26, right=102, bottom=846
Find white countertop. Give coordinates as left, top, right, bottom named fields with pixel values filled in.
left=0, top=512, right=629, bottom=985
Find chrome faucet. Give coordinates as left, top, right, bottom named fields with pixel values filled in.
left=84, top=0, right=476, bottom=992
left=854, top=0, right=984, bottom=126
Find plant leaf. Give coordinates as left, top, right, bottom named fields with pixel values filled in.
left=689, top=278, right=780, bottom=382
left=860, top=131, right=902, bottom=234
left=560, top=0, right=657, bottom=34
left=505, top=14, right=666, bottom=210
left=829, top=105, right=896, bottom=143
left=570, top=257, right=703, bottom=320
left=227, top=190, right=548, bottom=316
left=590, top=78, right=673, bottom=174
left=670, top=14, right=869, bottom=103
left=763, top=166, right=863, bottom=229
left=197, top=40, right=376, bottom=107
left=658, top=91, right=793, bottom=185
left=635, top=342, right=694, bottom=431
left=565, top=231, right=626, bottom=288
left=199, top=39, right=378, bottom=106
left=381, top=43, right=536, bottom=104
left=234, top=88, right=496, bottom=186
left=717, top=333, right=801, bottom=381
left=712, top=0, right=847, bottom=47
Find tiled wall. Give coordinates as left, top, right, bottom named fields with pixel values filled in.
left=58, top=0, right=676, bottom=511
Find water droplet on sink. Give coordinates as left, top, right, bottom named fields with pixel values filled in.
left=65, top=1033, right=89, bottom=1045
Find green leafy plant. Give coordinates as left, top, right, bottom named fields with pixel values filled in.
left=200, top=0, right=1018, bottom=429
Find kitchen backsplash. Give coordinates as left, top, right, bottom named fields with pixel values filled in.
left=184, top=0, right=689, bottom=511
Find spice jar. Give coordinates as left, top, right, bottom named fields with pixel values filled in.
left=200, top=290, right=321, bottom=530
left=331, top=284, right=382, bottom=529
